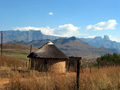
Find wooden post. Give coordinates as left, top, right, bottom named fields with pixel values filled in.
left=68, top=63, right=70, bottom=71
left=76, top=59, right=81, bottom=90
left=1, top=31, right=3, bottom=56
left=30, top=45, right=32, bottom=53
left=98, top=61, right=100, bottom=69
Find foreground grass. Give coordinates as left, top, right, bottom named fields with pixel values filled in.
left=79, top=67, right=120, bottom=90
left=0, top=57, right=120, bottom=90
left=3, top=66, right=119, bottom=90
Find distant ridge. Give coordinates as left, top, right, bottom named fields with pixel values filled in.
left=80, top=35, right=120, bottom=52
left=11, top=37, right=114, bottom=59
left=4, top=30, right=120, bottom=53
left=4, top=30, right=119, bottom=58
left=3, top=30, right=58, bottom=43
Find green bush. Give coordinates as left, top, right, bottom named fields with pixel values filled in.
left=97, top=53, right=120, bottom=67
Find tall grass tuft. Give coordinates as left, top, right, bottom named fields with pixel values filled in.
left=0, top=55, right=25, bottom=68
left=5, top=66, right=120, bottom=90
left=8, top=71, right=76, bottom=90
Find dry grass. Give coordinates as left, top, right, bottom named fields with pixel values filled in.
left=6, top=71, right=76, bottom=90
left=0, top=55, right=120, bottom=90
left=1, top=43, right=37, bottom=60
left=79, top=67, right=120, bottom=90
left=0, top=55, right=25, bottom=68
left=0, top=54, right=119, bottom=90
left=2, top=66, right=119, bottom=90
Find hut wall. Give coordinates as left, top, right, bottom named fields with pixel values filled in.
left=31, top=58, right=66, bottom=73
left=31, top=58, right=45, bottom=71
left=48, top=59, right=65, bottom=73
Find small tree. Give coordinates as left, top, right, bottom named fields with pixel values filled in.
left=96, top=53, right=120, bottom=67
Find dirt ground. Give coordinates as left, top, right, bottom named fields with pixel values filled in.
left=0, top=78, right=9, bottom=89
left=0, top=68, right=10, bottom=89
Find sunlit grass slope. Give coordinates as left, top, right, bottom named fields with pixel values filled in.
left=0, top=43, right=37, bottom=61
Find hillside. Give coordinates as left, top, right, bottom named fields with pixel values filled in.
left=54, top=37, right=114, bottom=59
left=0, top=43, right=37, bottom=60
left=14, top=37, right=114, bottom=59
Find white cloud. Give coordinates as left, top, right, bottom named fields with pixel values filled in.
left=84, top=35, right=96, bottom=38
left=14, top=26, right=54, bottom=35
left=86, top=20, right=117, bottom=30
left=54, top=24, right=80, bottom=37
left=14, top=26, right=42, bottom=31
left=108, top=35, right=120, bottom=42
left=49, top=12, right=53, bottom=15
left=13, top=24, right=80, bottom=37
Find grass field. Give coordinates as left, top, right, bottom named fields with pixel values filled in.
left=1, top=43, right=37, bottom=61
left=0, top=66, right=120, bottom=90
left=0, top=43, right=120, bottom=90
left=0, top=55, right=120, bottom=90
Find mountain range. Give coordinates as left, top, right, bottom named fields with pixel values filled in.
left=3, top=30, right=120, bottom=52
left=10, top=37, right=114, bottom=59
left=80, top=35, right=120, bottom=52
left=2, top=30, right=120, bottom=59
left=3, top=30, right=58, bottom=42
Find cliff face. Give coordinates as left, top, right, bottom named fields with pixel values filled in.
left=3, top=30, right=58, bottom=42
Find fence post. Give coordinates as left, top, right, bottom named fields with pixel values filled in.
left=98, top=61, right=100, bottom=69
left=30, top=45, right=32, bottom=53
left=76, top=59, right=81, bottom=90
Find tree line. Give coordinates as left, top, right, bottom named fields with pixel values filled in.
left=97, top=53, right=120, bottom=67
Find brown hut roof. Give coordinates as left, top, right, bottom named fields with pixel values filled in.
left=28, top=41, right=68, bottom=59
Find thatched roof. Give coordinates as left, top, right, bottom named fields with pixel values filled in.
left=28, top=41, right=68, bottom=59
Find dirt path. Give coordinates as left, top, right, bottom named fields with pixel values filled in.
left=0, top=78, right=9, bottom=89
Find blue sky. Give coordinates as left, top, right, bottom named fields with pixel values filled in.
left=0, top=0, right=120, bottom=42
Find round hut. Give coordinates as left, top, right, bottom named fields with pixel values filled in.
left=28, top=41, right=68, bottom=73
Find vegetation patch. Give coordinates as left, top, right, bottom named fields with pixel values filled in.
left=97, top=53, right=120, bottom=66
